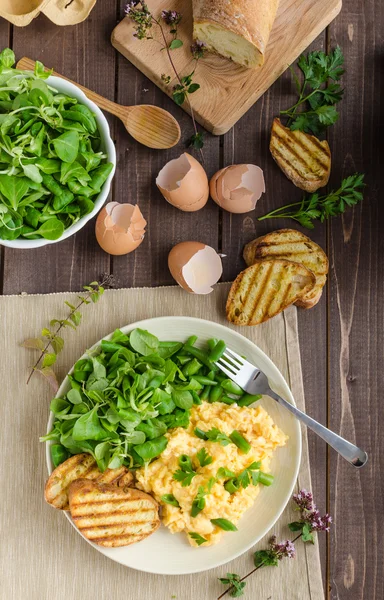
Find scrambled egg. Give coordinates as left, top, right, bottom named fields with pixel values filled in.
left=136, top=401, right=287, bottom=546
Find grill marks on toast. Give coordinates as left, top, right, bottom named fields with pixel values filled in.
left=45, top=454, right=134, bottom=510
left=243, top=229, right=328, bottom=308
left=270, top=118, right=331, bottom=192
left=69, top=479, right=160, bottom=547
left=226, top=259, right=316, bottom=325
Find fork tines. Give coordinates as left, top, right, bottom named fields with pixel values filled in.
left=216, top=348, right=244, bottom=376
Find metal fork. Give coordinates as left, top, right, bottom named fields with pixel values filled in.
left=216, top=347, right=368, bottom=468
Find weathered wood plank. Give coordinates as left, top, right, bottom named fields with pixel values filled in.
left=327, top=1, right=384, bottom=598
left=111, top=1, right=220, bottom=288
left=2, top=4, right=117, bottom=294
left=221, top=33, right=329, bottom=587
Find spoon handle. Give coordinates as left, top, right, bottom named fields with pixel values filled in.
left=16, top=57, right=127, bottom=121
left=268, top=389, right=368, bottom=468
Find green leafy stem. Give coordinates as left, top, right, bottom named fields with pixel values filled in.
left=22, top=276, right=112, bottom=390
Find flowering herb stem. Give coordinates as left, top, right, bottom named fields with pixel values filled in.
left=217, top=533, right=302, bottom=600
left=153, top=15, right=201, bottom=155
left=217, top=489, right=332, bottom=598
left=125, top=2, right=206, bottom=159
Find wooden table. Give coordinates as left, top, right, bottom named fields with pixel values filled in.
left=0, top=2, right=382, bottom=598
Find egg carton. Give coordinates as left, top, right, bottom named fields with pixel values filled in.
left=0, top=0, right=97, bottom=27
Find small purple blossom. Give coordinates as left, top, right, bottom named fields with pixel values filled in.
left=191, top=40, right=207, bottom=59
left=270, top=536, right=296, bottom=560
left=161, top=10, right=182, bottom=25
left=310, top=512, right=332, bottom=532
left=125, top=1, right=140, bottom=15
left=291, top=489, right=333, bottom=537
left=293, top=489, right=314, bottom=512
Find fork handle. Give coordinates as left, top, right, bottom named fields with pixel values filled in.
left=268, top=389, right=368, bottom=468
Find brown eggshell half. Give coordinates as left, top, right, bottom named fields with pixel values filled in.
left=95, top=202, right=147, bottom=256
left=156, top=153, right=209, bottom=212
left=210, top=164, right=265, bottom=214
left=168, top=241, right=223, bottom=295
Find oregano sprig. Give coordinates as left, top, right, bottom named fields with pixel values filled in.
left=217, top=489, right=332, bottom=598
left=125, top=2, right=206, bottom=155
left=22, top=276, right=112, bottom=391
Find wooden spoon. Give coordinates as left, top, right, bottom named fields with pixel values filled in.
left=16, top=57, right=181, bottom=149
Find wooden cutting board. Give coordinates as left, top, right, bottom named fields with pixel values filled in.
left=112, top=0, right=342, bottom=135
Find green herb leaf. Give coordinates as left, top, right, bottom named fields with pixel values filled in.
left=188, top=131, right=204, bottom=150
left=210, top=518, right=238, bottom=531
left=169, top=39, right=183, bottom=49
left=161, top=494, right=180, bottom=507
left=188, top=532, right=207, bottom=546
left=301, top=523, right=315, bottom=543
left=216, top=467, right=236, bottom=479
left=254, top=549, right=279, bottom=568
left=196, top=447, right=213, bottom=467
left=172, top=90, right=185, bottom=105
left=218, top=573, right=246, bottom=598
left=288, top=521, right=305, bottom=532
left=188, top=83, right=200, bottom=94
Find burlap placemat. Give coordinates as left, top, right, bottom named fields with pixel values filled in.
left=0, top=284, right=324, bottom=600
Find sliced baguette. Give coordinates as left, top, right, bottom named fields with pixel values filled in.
left=270, top=118, right=331, bottom=192
left=69, top=479, right=160, bottom=547
left=226, top=259, right=316, bottom=325
left=243, top=229, right=328, bottom=308
left=45, top=453, right=133, bottom=510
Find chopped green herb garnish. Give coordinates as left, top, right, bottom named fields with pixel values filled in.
left=189, top=532, right=208, bottom=545
left=173, top=454, right=197, bottom=487
left=161, top=494, right=180, bottom=508
left=211, top=518, right=238, bottom=531
left=196, top=447, right=213, bottom=467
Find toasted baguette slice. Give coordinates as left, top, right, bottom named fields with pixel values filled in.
left=270, top=118, right=331, bottom=192
left=69, top=479, right=160, bottom=547
left=226, top=259, right=316, bottom=325
left=243, top=229, right=329, bottom=308
left=45, top=453, right=133, bottom=510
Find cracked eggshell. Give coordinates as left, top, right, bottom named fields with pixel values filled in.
left=168, top=241, right=223, bottom=295
left=210, top=164, right=265, bottom=213
left=95, top=202, right=147, bottom=256
left=156, top=153, right=209, bottom=212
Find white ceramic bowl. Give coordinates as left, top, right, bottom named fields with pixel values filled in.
left=0, top=75, right=116, bottom=249
left=45, top=317, right=301, bottom=574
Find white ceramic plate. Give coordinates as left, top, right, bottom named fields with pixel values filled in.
left=46, top=317, right=301, bottom=574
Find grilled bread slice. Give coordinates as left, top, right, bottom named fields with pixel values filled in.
left=243, top=229, right=329, bottom=308
left=226, top=259, right=316, bottom=325
left=69, top=479, right=160, bottom=547
left=45, top=453, right=133, bottom=510
left=270, top=118, right=331, bottom=192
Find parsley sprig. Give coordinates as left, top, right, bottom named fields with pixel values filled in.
left=258, top=173, right=365, bottom=229
left=280, top=47, right=344, bottom=135
left=194, top=427, right=232, bottom=446
left=173, top=454, right=197, bottom=486
left=197, top=447, right=213, bottom=467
